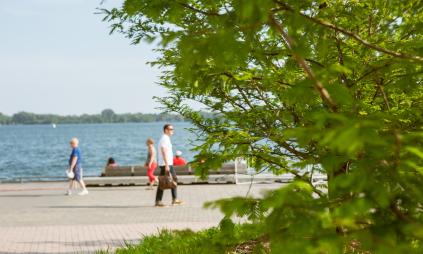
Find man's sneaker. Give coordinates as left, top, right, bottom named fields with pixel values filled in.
left=66, top=190, right=72, bottom=196
left=78, top=189, right=89, bottom=196
left=155, top=201, right=165, bottom=207
left=172, top=199, right=184, bottom=205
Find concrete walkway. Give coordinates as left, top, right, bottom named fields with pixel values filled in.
left=0, top=182, right=282, bottom=253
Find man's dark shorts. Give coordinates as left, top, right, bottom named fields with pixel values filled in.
left=73, top=166, right=83, bottom=181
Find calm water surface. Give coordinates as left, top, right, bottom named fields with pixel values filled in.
left=0, top=122, right=197, bottom=181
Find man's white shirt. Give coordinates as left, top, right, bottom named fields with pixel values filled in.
left=158, top=134, right=173, bottom=166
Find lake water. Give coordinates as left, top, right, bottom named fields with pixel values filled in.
left=0, top=122, right=197, bottom=182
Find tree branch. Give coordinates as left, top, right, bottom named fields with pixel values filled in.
left=251, top=148, right=325, bottom=198
left=257, top=51, right=326, bottom=68
left=376, top=78, right=391, bottom=111
left=177, top=2, right=220, bottom=16
left=356, top=63, right=392, bottom=82
left=335, top=32, right=348, bottom=86
left=273, top=1, right=423, bottom=62
left=268, top=13, right=338, bottom=112
left=299, top=12, right=423, bottom=62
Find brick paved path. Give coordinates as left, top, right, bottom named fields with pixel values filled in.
left=0, top=182, right=282, bottom=253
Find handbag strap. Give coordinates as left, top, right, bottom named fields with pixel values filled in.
left=165, top=170, right=177, bottom=182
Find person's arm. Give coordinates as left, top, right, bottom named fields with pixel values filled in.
left=69, top=156, right=77, bottom=172
left=148, top=146, right=155, bottom=168
left=161, top=146, right=170, bottom=172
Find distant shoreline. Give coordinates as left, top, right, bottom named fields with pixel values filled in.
left=0, top=109, right=190, bottom=125
left=0, top=110, right=215, bottom=125
left=0, top=120, right=189, bottom=126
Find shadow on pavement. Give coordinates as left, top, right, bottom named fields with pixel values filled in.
left=0, top=194, right=66, bottom=198
left=44, top=205, right=153, bottom=209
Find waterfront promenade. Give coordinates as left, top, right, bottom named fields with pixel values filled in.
left=0, top=182, right=282, bottom=253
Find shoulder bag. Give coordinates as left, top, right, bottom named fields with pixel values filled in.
left=158, top=171, right=177, bottom=190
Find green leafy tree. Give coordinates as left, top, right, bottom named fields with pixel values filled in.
left=0, top=113, right=11, bottom=124
left=101, top=108, right=117, bottom=123
left=103, top=0, right=423, bottom=253
left=12, top=112, right=38, bottom=124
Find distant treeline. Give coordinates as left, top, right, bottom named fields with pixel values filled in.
left=0, top=109, right=188, bottom=125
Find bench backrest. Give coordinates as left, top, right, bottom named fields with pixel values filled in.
left=102, top=161, right=245, bottom=177
left=132, top=166, right=147, bottom=176
left=104, top=166, right=133, bottom=177
left=174, top=165, right=192, bottom=175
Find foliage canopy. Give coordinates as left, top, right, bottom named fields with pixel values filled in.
left=103, top=0, right=423, bottom=253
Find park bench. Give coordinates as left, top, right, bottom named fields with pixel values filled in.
left=103, top=165, right=193, bottom=177
left=102, top=161, right=247, bottom=177
left=88, top=161, right=248, bottom=186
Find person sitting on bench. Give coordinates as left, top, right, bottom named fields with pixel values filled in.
left=173, top=150, right=187, bottom=166
left=106, top=157, right=118, bottom=168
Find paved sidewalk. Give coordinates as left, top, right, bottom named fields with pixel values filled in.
left=0, top=182, right=282, bottom=253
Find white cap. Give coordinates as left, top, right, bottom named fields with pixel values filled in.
left=175, top=150, right=182, bottom=156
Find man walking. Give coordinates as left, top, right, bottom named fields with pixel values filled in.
left=66, top=138, right=88, bottom=196
left=155, top=124, right=183, bottom=206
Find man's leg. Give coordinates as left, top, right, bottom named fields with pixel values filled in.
left=66, top=180, right=74, bottom=195
left=78, top=180, right=87, bottom=190
left=75, top=167, right=88, bottom=195
left=155, top=166, right=165, bottom=205
left=77, top=180, right=88, bottom=196
left=170, top=166, right=183, bottom=205
left=155, top=187, right=164, bottom=202
left=68, top=180, right=73, bottom=189
left=170, top=166, right=177, bottom=200
left=171, top=188, right=177, bottom=200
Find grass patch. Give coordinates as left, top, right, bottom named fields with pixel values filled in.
left=96, top=222, right=268, bottom=254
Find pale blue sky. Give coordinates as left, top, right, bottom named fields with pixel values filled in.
left=0, top=0, right=170, bottom=115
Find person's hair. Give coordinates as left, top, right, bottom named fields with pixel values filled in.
left=70, top=137, right=79, bottom=145
left=163, top=123, right=173, bottom=132
left=107, top=157, right=115, bottom=165
left=146, top=138, right=154, bottom=145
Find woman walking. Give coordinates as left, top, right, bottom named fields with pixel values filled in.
left=145, top=138, right=157, bottom=190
